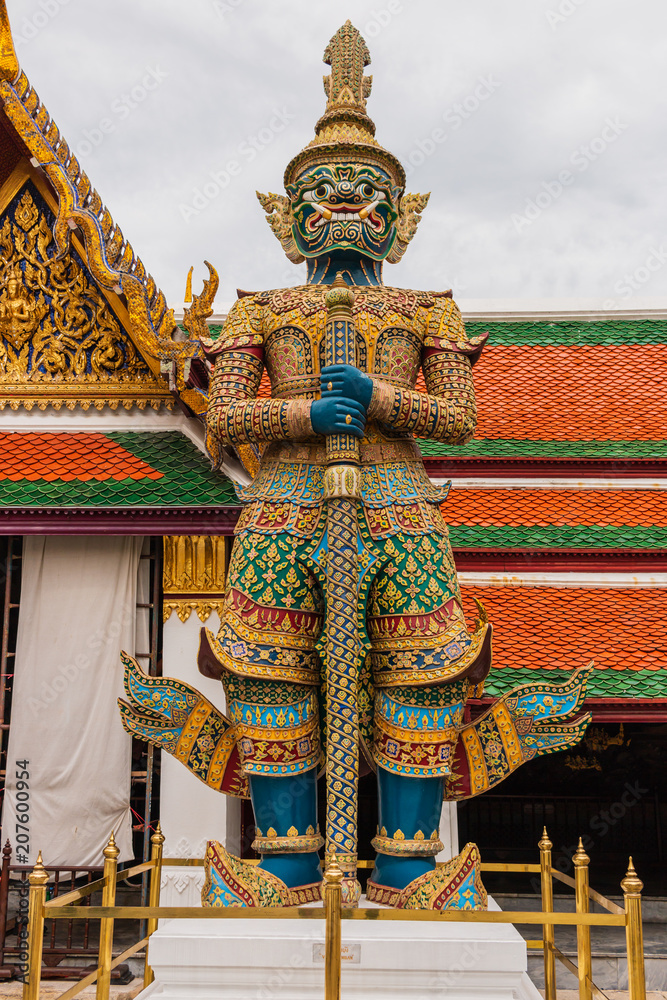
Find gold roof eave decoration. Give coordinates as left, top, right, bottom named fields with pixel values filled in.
left=0, top=0, right=206, bottom=415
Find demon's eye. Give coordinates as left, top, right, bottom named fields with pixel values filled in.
left=361, top=183, right=375, bottom=199
left=302, top=183, right=332, bottom=203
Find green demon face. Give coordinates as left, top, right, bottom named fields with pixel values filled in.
left=287, top=163, right=402, bottom=261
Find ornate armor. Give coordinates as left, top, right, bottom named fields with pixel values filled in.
left=120, top=19, right=591, bottom=912
left=203, top=281, right=493, bottom=817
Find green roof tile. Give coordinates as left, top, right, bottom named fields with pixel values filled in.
left=465, top=319, right=667, bottom=346
left=449, top=525, right=667, bottom=549
left=0, top=432, right=238, bottom=508
left=418, top=439, right=667, bottom=459
left=484, top=667, right=667, bottom=700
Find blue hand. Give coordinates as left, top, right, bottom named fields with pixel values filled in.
left=311, top=397, right=366, bottom=438
left=321, top=364, right=373, bottom=411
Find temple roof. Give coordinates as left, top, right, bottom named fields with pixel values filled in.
left=460, top=584, right=667, bottom=708
left=0, top=430, right=238, bottom=532
left=0, top=3, right=204, bottom=415
left=445, top=487, right=667, bottom=550
left=421, top=319, right=667, bottom=473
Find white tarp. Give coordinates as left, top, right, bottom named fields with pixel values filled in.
left=1, top=535, right=143, bottom=865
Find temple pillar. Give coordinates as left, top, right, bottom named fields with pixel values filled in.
left=437, top=801, right=459, bottom=861
left=159, top=536, right=240, bottom=905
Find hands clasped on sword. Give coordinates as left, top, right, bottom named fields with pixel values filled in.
left=311, top=363, right=373, bottom=439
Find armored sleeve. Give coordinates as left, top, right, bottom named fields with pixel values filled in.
left=366, top=298, right=487, bottom=444
left=206, top=297, right=313, bottom=459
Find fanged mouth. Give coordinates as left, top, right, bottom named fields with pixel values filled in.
left=307, top=201, right=383, bottom=231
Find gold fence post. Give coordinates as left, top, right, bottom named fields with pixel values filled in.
left=621, top=858, right=646, bottom=1000
left=96, top=832, right=120, bottom=1000
left=324, top=855, right=343, bottom=1000
left=143, top=821, right=165, bottom=989
left=539, top=827, right=557, bottom=1000
left=573, top=838, right=592, bottom=1000
left=22, top=852, right=48, bottom=1000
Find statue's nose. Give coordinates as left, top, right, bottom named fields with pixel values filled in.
left=337, top=181, right=353, bottom=195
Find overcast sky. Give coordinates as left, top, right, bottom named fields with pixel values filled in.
left=10, top=0, right=667, bottom=311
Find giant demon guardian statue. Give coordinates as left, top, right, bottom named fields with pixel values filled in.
left=120, top=21, right=591, bottom=911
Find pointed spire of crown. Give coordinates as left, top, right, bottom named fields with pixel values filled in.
left=283, top=21, right=405, bottom=189
left=322, top=21, right=373, bottom=119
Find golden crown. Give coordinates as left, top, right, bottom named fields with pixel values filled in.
left=284, top=20, right=405, bottom=189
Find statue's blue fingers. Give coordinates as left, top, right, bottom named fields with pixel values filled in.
left=338, top=398, right=366, bottom=415
left=321, top=363, right=356, bottom=375
left=339, top=421, right=364, bottom=437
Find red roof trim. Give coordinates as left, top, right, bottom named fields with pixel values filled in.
left=423, top=458, right=667, bottom=477
left=454, top=552, right=667, bottom=572
left=0, top=508, right=241, bottom=535
left=470, top=698, right=667, bottom=722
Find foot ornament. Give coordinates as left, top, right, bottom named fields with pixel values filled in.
left=366, top=842, right=487, bottom=910
left=202, top=841, right=322, bottom=907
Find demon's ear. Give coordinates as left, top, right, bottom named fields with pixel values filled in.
left=256, top=191, right=305, bottom=264
left=386, top=192, right=430, bottom=264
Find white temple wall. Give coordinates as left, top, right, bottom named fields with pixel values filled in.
left=159, top=609, right=241, bottom=905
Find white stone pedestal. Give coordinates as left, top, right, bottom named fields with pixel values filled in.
left=137, top=901, right=542, bottom=1000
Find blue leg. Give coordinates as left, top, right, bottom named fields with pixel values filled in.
left=249, top=769, right=322, bottom=888
left=372, top=769, right=445, bottom=890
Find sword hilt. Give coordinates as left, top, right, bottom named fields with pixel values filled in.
left=324, top=274, right=361, bottom=499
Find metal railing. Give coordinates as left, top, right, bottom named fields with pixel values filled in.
left=0, top=840, right=138, bottom=982
left=20, top=824, right=646, bottom=1000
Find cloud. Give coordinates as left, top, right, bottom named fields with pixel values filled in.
left=13, top=0, right=667, bottom=307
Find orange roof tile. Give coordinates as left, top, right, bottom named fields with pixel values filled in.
left=444, top=489, right=667, bottom=528
left=472, top=345, right=667, bottom=441
left=460, top=586, right=667, bottom=673
left=0, top=433, right=163, bottom=482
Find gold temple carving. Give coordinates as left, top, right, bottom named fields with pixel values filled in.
left=0, top=168, right=172, bottom=410
left=163, top=535, right=230, bottom=623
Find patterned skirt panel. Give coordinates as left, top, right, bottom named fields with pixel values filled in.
left=215, top=511, right=480, bottom=778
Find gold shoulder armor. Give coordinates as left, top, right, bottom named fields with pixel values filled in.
left=203, top=293, right=265, bottom=360
left=424, top=295, right=488, bottom=365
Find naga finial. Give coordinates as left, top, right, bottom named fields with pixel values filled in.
left=0, top=1, right=19, bottom=85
